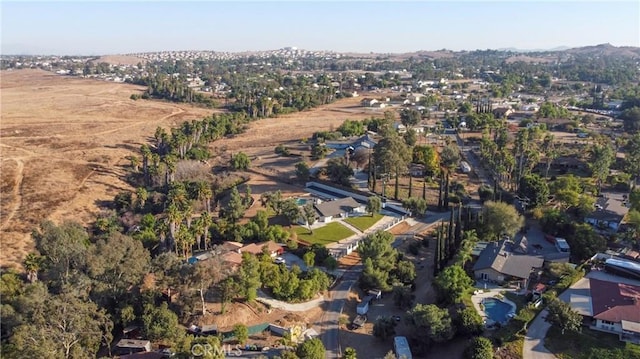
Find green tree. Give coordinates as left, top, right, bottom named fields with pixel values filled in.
left=296, top=338, right=325, bottom=359
left=434, top=265, right=473, bottom=304
left=239, top=252, right=262, bottom=301
left=374, top=131, right=411, bottom=200
left=456, top=307, right=484, bottom=336
left=373, top=316, right=397, bottom=340
left=302, top=203, right=317, bottom=234
left=8, top=291, right=113, bottom=359
left=281, top=198, right=302, bottom=226
left=366, top=196, right=382, bottom=216
left=518, top=174, right=550, bottom=208
left=343, top=347, right=358, bottom=359
left=464, top=337, right=494, bottom=359
left=622, top=107, right=640, bottom=133
left=231, top=152, right=251, bottom=171
left=400, top=108, right=422, bottom=129
left=23, top=253, right=44, bottom=283
left=142, top=302, right=182, bottom=344
left=222, top=186, right=246, bottom=225
left=395, top=260, right=416, bottom=284
left=87, top=233, right=150, bottom=307
left=590, top=143, right=614, bottom=193
left=567, top=223, right=606, bottom=261
left=233, top=324, right=249, bottom=345
left=392, top=285, right=415, bottom=309
left=325, top=157, right=353, bottom=186
left=218, top=276, right=237, bottom=314
left=361, top=257, right=390, bottom=291
left=303, top=251, right=315, bottom=268
left=481, top=201, right=524, bottom=240
left=545, top=297, right=582, bottom=334
left=359, top=231, right=398, bottom=275
left=412, top=145, right=440, bottom=177
left=405, top=303, right=454, bottom=344
left=295, top=162, right=310, bottom=182
left=33, top=221, right=90, bottom=289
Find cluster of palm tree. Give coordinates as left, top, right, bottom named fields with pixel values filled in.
left=479, top=123, right=554, bottom=193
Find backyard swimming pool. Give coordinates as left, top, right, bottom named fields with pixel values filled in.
left=483, top=297, right=514, bottom=324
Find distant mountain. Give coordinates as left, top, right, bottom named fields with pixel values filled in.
left=561, top=43, right=640, bottom=58
left=497, top=46, right=571, bottom=53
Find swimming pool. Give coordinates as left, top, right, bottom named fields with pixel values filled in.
left=483, top=297, right=514, bottom=324
left=295, top=198, right=308, bottom=206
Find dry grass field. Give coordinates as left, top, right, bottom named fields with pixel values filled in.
left=0, top=69, right=213, bottom=269
left=0, top=69, right=380, bottom=269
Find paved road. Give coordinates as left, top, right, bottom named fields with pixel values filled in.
left=320, top=265, right=362, bottom=359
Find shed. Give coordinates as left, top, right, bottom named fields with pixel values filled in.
left=115, top=339, right=152, bottom=355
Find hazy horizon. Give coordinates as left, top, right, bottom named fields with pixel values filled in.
left=2, top=1, right=639, bottom=56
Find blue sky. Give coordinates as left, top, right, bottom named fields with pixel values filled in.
left=2, top=1, right=639, bottom=55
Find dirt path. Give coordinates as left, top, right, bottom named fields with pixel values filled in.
left=1, top=158, right=24, bottom=231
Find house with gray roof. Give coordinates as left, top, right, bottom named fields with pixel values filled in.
left=314, top=197, right=364, bottom=223
left=584, top=191, right=630, bottom=232
left=473, top=240, right=544, bottom=289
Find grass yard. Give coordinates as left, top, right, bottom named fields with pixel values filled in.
left=294, top=222, right=355, bottom=246
left=343, top=213, right=384, bottom=232
left=545, top=326, right=640, bottom=359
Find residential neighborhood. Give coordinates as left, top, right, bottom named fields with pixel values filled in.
left=2, top=12, right=640, bottom=358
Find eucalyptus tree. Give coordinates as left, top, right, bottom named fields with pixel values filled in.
left=590, top=142, right=614, bottom=193
left=374, top=130, right=411, bottom=200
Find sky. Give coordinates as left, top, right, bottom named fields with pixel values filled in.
left=1, top=1, right=639, bottom=55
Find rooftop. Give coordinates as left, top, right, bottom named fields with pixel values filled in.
left=590, top=278, right=640, bottom=326
left=472, top=240, right=544, bottom=279
left=315, top=197, right=361, bottom=218
left=587, top=191, right=630, bottom=222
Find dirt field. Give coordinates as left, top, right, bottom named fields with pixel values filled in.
left=0, top=69, right=382, bottom=269
left=0, top=69, right=213, bottom=268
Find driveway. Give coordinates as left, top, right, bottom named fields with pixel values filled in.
left=523, top=277, right=590, bottom=359
left=319, top=265, right=361, bottom=359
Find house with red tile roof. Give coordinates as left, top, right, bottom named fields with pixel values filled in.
left=580, top=278, right=640, bottom=344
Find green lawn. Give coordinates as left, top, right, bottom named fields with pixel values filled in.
left=343, top=213, right=384, bottom=232
left=545, top=326, right=640, bottom=359
left=294, top=222, right=355, bottom=246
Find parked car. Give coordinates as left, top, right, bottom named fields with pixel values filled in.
left=274, top=257, right=286, bottom=265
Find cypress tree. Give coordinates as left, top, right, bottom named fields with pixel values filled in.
left=434, top=229, right=440, bottom=277
left=448, top=208, right=455, bottom=260
left=444, top=172, right=450, bottom=210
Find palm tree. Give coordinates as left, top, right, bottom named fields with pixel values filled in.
left=176, top=225, right=195, bottom=258
left=183, top=204, right=193, bottom=229
left=140, top=144, right=152, bottom=185
left=163, top=155, right=178, bottom=188
left=196, top=181, right=213, bottom=212
left=156, top=219, right=169, bottom=251
left=135, top=187, right=148, bottom=211
left=129, top=156, right=140, bottom=173
left=200, top=211, right=213, bottom=250
left=23, top=253, right=43, bottom=283
left=166, top=203, right=182, bottom=253
left=454, top=230, right=479, bottom=267
left=192, top=216, right=206, bottom=251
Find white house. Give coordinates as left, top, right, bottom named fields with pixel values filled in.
left=568, top=277, right=640, bottom=344
left=314, top=197, right=365, bottom=223
left=584, top=192, right=629, bottom=232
